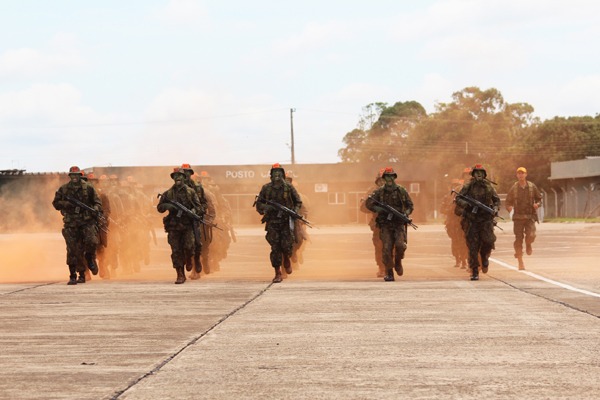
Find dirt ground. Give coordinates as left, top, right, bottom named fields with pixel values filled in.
left=1, top=222, right=599, bottom=399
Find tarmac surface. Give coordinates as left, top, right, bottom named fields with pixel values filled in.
left=1, top=222, right=600, bottom=399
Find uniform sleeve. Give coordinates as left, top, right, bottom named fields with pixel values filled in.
left=455, top=184, right=470, bottom=209
left=364, top=189, right=379, bottom=213
left=190, top=188, right=202, bottom=215
left=52, top=187, right=65, bottom=211
left=403, top=189, right=414, bottom=216
left=256, top=185, right=268, bottom=215
left=196, top=184, right=208, bottom=215
left=290, top=185, right=303, bottom=213
left=157, top=190, right=170, bottom=213
left=90, top=186, right=103, bottom=213
left=491, top=188, right=501, bottom=210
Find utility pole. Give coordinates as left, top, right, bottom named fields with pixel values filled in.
left=290, top=108, right=296, bottom=165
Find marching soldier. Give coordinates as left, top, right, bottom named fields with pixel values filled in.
left=52, top=166, right=102, bottom=285
left=365, top=167, right=414, bottom=282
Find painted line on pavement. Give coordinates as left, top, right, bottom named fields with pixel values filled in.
left=490, top=257, right=600, bottom=298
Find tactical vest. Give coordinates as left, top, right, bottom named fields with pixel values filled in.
left=263, top=182, right=294, bottom=209
left=59, top=181, right=97, bottom=223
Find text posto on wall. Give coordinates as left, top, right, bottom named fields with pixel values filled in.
left=225, top=170, right=255, bottom=179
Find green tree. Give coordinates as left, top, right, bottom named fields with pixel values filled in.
left=338, top=101, right=426, bottom=163
left=517, top=115, right=600, bottom=188
left=405, top=87, right=538, bottom=191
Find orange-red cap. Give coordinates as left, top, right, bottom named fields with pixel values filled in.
left=68, top=166, right=83, bottom=175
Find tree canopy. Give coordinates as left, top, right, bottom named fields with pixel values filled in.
left=338, top=86, right=600, bottom=191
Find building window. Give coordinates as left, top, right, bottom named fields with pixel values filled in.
left=410, top=183, right=420, bottom=194
left=328, top=192, right=346, bottom=205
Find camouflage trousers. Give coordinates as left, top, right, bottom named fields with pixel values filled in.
left=463, top=219, right=496, bottom=269
left=265, top=221, right=294, bottom=268
left=62, top=222, right=99, bottom=269
left=513, top=218, right=536, bottom=257
left=371, top=226, right=384, bottom=270
left=167, top=227, right=195, bottom=269
left=446, top=215, right=468, bottom=264
left=379, top=223, right=407, bottom=270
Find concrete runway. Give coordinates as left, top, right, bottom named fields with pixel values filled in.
left=1, top=222, right=599, bottom=399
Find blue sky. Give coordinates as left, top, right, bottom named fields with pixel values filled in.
left=1, top=0, right=599, bottom=172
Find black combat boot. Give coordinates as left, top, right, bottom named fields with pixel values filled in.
left=185, top=257, right=193, bottom=272
left=68, top=265, right=77, bottom=285
left=194, top=254, right=202, bottom=273
left=470, top=266, right=479, bottom=281
left=86, top=254, right=99, bottom=275
left=394, top=259, right=403, bottom=276
left=175, top=267, right=186, bottom=284
left=283, top=256, right=292, bottom=275
left=77, top=271, right=86, bottom=283
left=272, top=266, right=283, bottom=283
left=481, top=259, right=489, bottom=274
left=383, top=269, right=395, bottom=282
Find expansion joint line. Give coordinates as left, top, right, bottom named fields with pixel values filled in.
left=1, top=282, right=58, bottom=295
left=110, top=282, right=275, bottom=399
left=489, top=275, right=600, bottom=320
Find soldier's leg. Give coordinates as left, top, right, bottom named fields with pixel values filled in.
left=281, top=226, right=294, bottom=276
left=82, top=224, right=99, bottom=275
left=393, top=226, right=407, bottom=276
left=379, top=226, right=395, bottom=281
left=266, top=227, right=283, bottom=283
left=479, top=220, right=496, bottom=274
left=63, top=227, right=81, bottom=285
left=513, top=220, right=525, bottom=258
left=167, top=230, right=186, bottom=284
left=373, top=227, right=385, bottom=277
left=465, top=222, right=481, bottom=280
left=524, top=219, right=536, bottom=255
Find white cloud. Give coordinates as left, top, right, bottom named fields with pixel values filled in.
left=0, top=83, right=95, bottom=123
left=272, top=20, right=354, bottom=55
left=0, top=34, right=85, bottom=79
left=419, top=34, right=527, bottom=72
left=150, top=0, right=210, bottom=27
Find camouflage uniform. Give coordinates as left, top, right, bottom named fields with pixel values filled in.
left=455, top=165, right=501, bottom=280
left=285, top=173, right=310, bottom=272
left=440, top=179, right=468, bottom=269
left=360, top=171, right=385, bottom=277
left=52, top=166, right=102, bottom=285
left=365, top=167, right=414, bottom=282
left=157, top=168, right=202, bottom=284
left=181, top=164, right=209, bottom=276
left=505, top=167, right=542, bottom=270
left=256, top=164, right=302, bottom=283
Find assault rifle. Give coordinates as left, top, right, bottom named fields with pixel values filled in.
left=366, top=195, right=418, bottom=230
left=451, top=189, right=504, bottom=230
left=156, top=194, right=222, bottom=231
left=64, top=195, right=109, bottom=234
left=253, top=195, right=314, bottom=228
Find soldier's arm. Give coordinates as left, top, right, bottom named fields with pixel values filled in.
left=403, top=189, right=414, bottom=216
left=290, top=185, right=303, bottom=213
